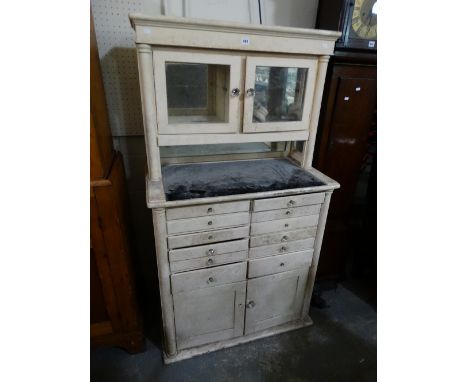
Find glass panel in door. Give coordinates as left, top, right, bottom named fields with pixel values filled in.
left=252, top=66, right=308, bottom=123
left=165, top=63, right=230, bottom=124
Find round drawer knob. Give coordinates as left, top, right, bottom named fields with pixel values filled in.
left=208, top=235, right=214, bottom=240
left=208, top=220, right=213, bottom=226
left=207, top=258, right=214, bottom=265
left=231, top=88, right=240, bottom=97
left=287, top=200, right=295, bottom=207
left=207, top=207, right=213, bottom=213
left=247, top=300, right=255, bottom=308
left=285, top=210, right=291, bottom=215
left=285, top=223, right=289, bottom=228
left=280, top=246, right=287, bottom=252
left=280, top=262, right=285, bottom=267
left=208, top=277, right=214, bottom=283
left=281, top=235, right=288, bottom=242
left=246, top=88, right=256, bottom=97
left=207, top=248, right=215, bottom=256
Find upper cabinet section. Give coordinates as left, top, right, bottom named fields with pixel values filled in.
left=130, top=14, right=341, bottom=139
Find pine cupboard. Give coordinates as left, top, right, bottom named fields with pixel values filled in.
left=130, top=14, right=341, bottom=363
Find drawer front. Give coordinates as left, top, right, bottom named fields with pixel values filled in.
left=248, top=250, right=313, bottom=278
left=171, top=262, right=247, bottom=294
left=251, top=204, right=321, bottom=223
left=169, top=239, right=249, bottom=262
left=167, top=200, right=250, bottom=221
left=249, top=238, right=315, bottom=259
left=167, top=226, right=250, bottom=249
left=251, top=214, right=320, bottom=236
left=253, top=193, right=325, bottom=212
left=170, top=250, right=247, bottom=273
left=167, top=212, right=250, bottom=235
left=250, top=227, right=317, bottom=248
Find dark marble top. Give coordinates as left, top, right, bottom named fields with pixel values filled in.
left=162, top=159, right=325, bottom=201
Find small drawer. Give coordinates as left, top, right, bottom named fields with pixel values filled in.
left=253, top=193, right=325, bottom=212
left=250, top=227, right=317, bottom=248
left=248, top=250, right=313, bottom=278
left=251, top=204, right=321, bottom=223
left=167, top=212, right=250, bottom=235
left=166, top=200, right=250, bottom=221
left=170, top=250, right=247, bottom=273
left=249, top=238, right=315, bottom=259
left=171, top=262, right=247, bottom=294
left=167, top=226, right=250, bottom=249
left=169, top=239, right=249, bottom=262
left=251, top=214, right=320, bottom=236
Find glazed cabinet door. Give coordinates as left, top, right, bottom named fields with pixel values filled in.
left=244, top=269, right=309, bottom=334
left=153, top=49, right=242, bottom=134
left=243, top=56, right=317, bottom=133
left=173, top=281, right=246, bottom=350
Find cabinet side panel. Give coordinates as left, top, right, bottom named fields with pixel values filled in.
left=301, top=191, right=332, bottom=317
left=152, top=209, right=177, bottom=355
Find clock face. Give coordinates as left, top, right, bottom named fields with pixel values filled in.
left=351, top=0, right=377, bottom=40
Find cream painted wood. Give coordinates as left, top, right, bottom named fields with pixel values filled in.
left=131, top=15, right=342, bottom=362
left=250, top=227, right=317, bottom=247
left=166, top=200, right=250, bottom=220
left=251, top=214, right=319, bottom=236
left=248, top=250, right=313, bottom=278
left=244, top=268, right=309, bottom=334
left=301, top=191, right=332, bottom=318
left=251, top=204, right=321, bottom=223
left=157, top=130, right=309, bottom=146
left=170, top=250, right=248, bottom=273
left=243, top=56, right=318, bottom=133
left=130, top=15, right=340, bottom=55
left=170, top=262, right=247, bottom=294
left=249, top=238, right=315, bottom=259
left=173, top=281, right=246, bottom=350
left=153, top=49, right=242, bottom=134
left=166, top=212, right=250, bottom=235
left=136, top=44, right=161, bottom=181
left=167, top=225, right=250, bottom=249
left=169, top=239, right=249, bottom=262
left=302, top=55, right=330, bottom=168
left=152, top=209, right=177, bottom=355
left=253, top=192, right=325, bottom=211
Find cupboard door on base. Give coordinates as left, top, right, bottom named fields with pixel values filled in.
left=245, top=269, right=309, bottom=335
left=173, top=281, right=246, bottom=350
left=153, top=49, right=242, bottom=134
left=243, top=56, right=317, bottom=133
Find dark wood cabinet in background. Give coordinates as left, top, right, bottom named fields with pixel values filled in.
left=313, top=51, right=376, bottom=280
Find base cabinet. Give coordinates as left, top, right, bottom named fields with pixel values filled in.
left=154, top=190, right=334, bottom=362
left=245, top=269, right=309, bottom=335
left=173, top=281, right=246, bottom=350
